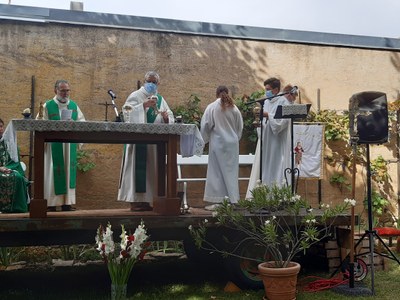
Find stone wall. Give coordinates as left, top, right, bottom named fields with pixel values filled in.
left=1, top=19, right=399, bottom=213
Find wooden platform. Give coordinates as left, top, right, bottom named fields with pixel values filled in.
left=0, top=208, right=215, bottom=247
left=0, top=207, right=352, bottom=248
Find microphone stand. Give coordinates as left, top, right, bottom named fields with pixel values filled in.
left=108, top=95, right=123, bottom=122
left=246, top=92, right=290, bottom=181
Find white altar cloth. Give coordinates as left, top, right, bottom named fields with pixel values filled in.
left=1, top=120, right=204, bottom=162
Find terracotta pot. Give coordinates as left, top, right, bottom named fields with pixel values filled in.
left=258, top=261, right=301, bottom=300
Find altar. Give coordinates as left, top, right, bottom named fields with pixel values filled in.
left=1, top=119, right=204, bottom=218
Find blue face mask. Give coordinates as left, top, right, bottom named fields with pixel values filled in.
left=265, top=90, right=274, bottom=98
left=144, top=82, right=157, bottom=95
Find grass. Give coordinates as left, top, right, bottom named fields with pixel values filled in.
left=0, top=247, right=399, bottom=299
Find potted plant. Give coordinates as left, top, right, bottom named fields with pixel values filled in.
left=189, top=182, right=355, bottom=300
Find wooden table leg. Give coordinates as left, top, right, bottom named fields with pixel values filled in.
left=30, top=131, right=47, bottom=218
left=153, top=135, right=180, bottom=215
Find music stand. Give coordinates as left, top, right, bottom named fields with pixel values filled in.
left=274, top=104, right=311, bottom=192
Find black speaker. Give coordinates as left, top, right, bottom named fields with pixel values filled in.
left=349, top=91, right=388, bottom=144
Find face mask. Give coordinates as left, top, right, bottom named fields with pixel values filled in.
left=265, top=90, right=274, bottom=98
left=144, top=82, right=157, bottom=95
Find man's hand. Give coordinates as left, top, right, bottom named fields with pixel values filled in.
left=143, top=96, right=158, bottom=109
left=0, top=166, right=11, bottom=174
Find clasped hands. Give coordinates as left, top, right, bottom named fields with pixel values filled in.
left=0, top=166, right=11, bottom=174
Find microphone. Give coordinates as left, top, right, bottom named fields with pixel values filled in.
left=107, top=89, right=120, bottom=119
left=290, top=86, right=298, bottom=95
left=108, top=89, right=116, bottom=99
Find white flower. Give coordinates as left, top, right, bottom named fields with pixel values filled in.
left=264, top=220, right=270, bottom=225
left=212, top=211, right=218, bottom=217
left=188, top=225, right=193, bottom=231
left=290, top=194, right=300, bottom=202
left=204, top=219, right=208, bottom=223
left=344, top=198, right=356, bottom=206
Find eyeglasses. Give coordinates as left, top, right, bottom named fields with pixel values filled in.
left=145, top=80, right=158, bottom=84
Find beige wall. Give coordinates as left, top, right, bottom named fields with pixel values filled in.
left=1, top=20, right=399, bottom=216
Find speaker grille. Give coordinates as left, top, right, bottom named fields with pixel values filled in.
left=349, top=91, right=388, bottom=144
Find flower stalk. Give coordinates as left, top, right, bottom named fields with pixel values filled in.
left=95, top=221, right=149, bottom=285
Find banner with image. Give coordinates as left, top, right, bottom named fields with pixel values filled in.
left=293, top=123, right=324, bottom=179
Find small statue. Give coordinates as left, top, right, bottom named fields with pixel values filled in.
left=37, top=102, right=44, bottom=119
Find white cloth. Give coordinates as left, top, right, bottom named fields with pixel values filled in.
left=118, top=87, right=174, bottom=203
left=40, top=97, right=85, bottom=207
left=0, top=121, right=18, bottom=162
left=200, top=99, right=243, bottom=203
left=261, top=95, right=291, bottom=187
left=245, top=127, right=261, bottom=199
left=293, top=124, right=324, bottom=178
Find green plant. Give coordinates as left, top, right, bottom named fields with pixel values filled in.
left=76, top=149, right=96, bottom=172
left=364, top=189, right=389, bottom=216
left=189, top=183, right=354, bottom=268
left=172, top=94, right=203, bottom=127
left=307, top=110, right=350, bottom=142
left=370, top=155, right=390, bottom=184
left=329, top=172, right=351, bottom=192
left=234, top=90, right=265, bottom=151
left=0, top=247, right=22, bottom=267
left=150, top=240, right=184, bottom=254
left=59, top=244, right=94, bottom=261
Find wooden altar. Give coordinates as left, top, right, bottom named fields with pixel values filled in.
left=4, top=120, right=203, bottom=218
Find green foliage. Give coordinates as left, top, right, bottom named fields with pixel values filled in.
left=364, top=190, right=389, bottom=216
left=189, top=183, right=353, bottom=268
left=370, top=155, right=390, bottom=184
left=329, top=172, right=351, bottom=192
left=0, top=247, right=22, bottom=267
left=172, top=94, right=203, bottom=127
left=59, top=245, right=94, bottom=261
left=76, top=149, right=96, bottom=172
left=307, top=110, right=350, bottom=142
left=149, top=241, right=184, bottom=254
left=234, top=90, right=265, bottom=150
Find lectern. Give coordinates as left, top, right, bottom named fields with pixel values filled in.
left=274, top=104, right=311, bottom=192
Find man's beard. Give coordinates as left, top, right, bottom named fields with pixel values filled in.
left=57, top=96, right=69, bottom=103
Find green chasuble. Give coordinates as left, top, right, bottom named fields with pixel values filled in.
left=135, top=94, right=162, bottom=192
left=46, top=99, right=78, bottom=195
left=0, top=140, right=28, bottom=213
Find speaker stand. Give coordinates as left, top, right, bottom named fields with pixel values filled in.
left=349, top=144, right=399, bottom=295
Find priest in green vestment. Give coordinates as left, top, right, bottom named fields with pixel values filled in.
left=0, top=118, right=29, bottom=213
left=118, top=71, right=174, bottom=211
left=38, top=80, right=85, bottom=212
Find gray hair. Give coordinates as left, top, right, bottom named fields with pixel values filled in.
left=144, top=71, right=160, bottom=83
left=54, top=79, right=70, bottom=89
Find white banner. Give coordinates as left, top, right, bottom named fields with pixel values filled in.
left=293, top=123, right=324, bottom=179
